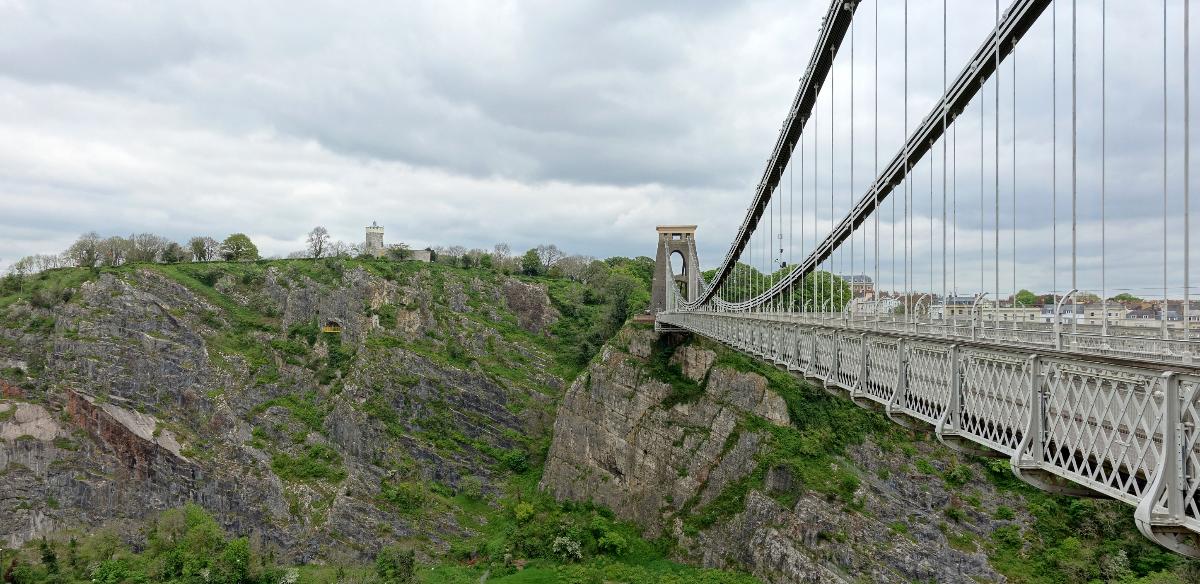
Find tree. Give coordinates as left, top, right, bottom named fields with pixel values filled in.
left=1014, top=289, right=1039, bottom=307
left=1111, top=292, right=1143, bottom=304
left=188, top=236, right=220, bottom=262
left=220, top=233, right=260, bottom=261
left=493, top=242, right=511, bottom=263
left=520, top=249, right=542, bottom=276
left=375, top=546, right=415, bottom=584
left=387, top=243, right=412, bottom=260
left=793, top=271, right=852, bottom=312
left=306, top=226, right=330, bottom=259
left=97, top=236, right=130, bottom=267
left=556, top=255, right=593, bottom=282
left=39, top=537, right=58, bottom=575
left=65, top=232, right=101, bottom=268
left=327, top=241, right=353, bottom=258
left=161, top=242, right=188, bottom=264
left=127, top=233, right=170, bottom=263
left=534, top=244, right=565, bottom=271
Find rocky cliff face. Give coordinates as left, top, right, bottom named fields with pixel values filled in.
left=540, top=327, right=1061, bottom=583
left=0, top=261, right=570, bottom=562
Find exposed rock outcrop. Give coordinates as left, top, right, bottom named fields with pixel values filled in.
left=0, top=264, right=567, bottom=562
left=541, top=327, right=1009, bottom=583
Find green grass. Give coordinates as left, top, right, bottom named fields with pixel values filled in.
left=270, top=443, right=346, bottom=483
left=247, top=392, right=328, bottom=433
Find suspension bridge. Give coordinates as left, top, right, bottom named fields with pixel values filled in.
left=652, top=0, right=1200, bottom=555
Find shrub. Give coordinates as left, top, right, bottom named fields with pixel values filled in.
left=597, top=531, right=628, bottom=557
left=380, top=481, right=425, bottom=516
left=270, top=444, right=346, bottom=482
left=513, top=501, right=536, bottom=524
left=943, top=463, right=973, bottom=488
left=992, top=524, right=1024, bottom=549
left=459, top=476, right=484, bottom=500
left=375, top=546, right=415, bottom=584
left=552, top=535, right=583, bottom=562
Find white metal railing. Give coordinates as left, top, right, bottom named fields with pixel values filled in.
left=657, top=310, right=1200, bottom=556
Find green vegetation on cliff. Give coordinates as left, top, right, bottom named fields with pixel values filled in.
left=1, top=505, right=278, bottom=584
left=638, top=332, right=1199, bottom=583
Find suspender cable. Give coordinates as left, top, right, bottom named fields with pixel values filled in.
left=831, top=45, right=837, bottom=316
left=994, top=0, right=1001, bottom=322
left=1052, top=0, right=1058, bottom=317
left=1101, top=0, right=1107, bottom=335
left=1164, top=0, right=1170, bottom=339
left=1186, top=0, right=1192, bottom=338
left=851, top=12, right=856, bottom=315
left=1012, top=40, right=1017, bottom=316
left=1072, top=0, right=1078, bottom=334
left=874, top=0, right=880, bottom=323
left=942, top=0, right=948, bottom=317
left=815, top=84, right=820, bottom=312
left=905, top=0, right=911, bottom=321
left=801, top=127, right=806, bottom=311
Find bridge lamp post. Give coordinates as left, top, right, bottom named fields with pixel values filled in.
left=914, top=293, right=933, bottom=329
left=970, top=292, right=989, bottom=341
left=1053, top=289, right=1079, bottom=351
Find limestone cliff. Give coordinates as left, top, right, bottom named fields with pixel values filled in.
left=0, top=260, right=573, bottom=562
left=541, top=327, right=1066, bottom=583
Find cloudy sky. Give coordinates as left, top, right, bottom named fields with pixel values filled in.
left=0, top=0, right=1195, bottom=299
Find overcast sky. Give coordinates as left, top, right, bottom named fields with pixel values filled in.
left=0, top=0, right=1195, bottom=299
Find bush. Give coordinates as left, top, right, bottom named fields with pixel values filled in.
left=513, top=501, right=536, bottom=524
left=380, top=481, right=425, bottom=515
left=459, top=476, right=484, bottom=500
left=552, top=536, right=583, bottom=562
left=375, top=546, right=415, bottom=584
left=597, top=531, right=628, bottom=556
left=943, top=463, right=973, bottom=488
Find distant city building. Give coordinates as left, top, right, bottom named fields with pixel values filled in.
left=1041, top=303, right=1128, bottom=325
left=839, top=274, right=875, bottom=298
left=932, top=295, right=979, bottom=319
left=849, top=295, right=899, bottom=315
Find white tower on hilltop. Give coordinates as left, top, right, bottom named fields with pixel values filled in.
left=364, top=221, right=385, bottom=257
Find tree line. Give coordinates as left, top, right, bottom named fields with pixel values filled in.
left=5, top=232, right=262, bottom=276
left=4, top=228, right=644, bottom=294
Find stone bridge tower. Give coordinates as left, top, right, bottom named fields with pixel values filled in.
left=652, top=225, right=702, bottom=314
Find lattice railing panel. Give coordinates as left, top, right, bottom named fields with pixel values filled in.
left=904, top=343, right=952, bottom=425
left=813, top=333, right=835, bottom=379
left=796, top=327, right=816, bottom=371
left=863, top=339, right=899, bottom=404
left=1181, top=374, right=1200, bottom=528
left=959, top=349, right=1029, bottom=455
left=1042, top=359, right=1164, bottom=504
left=835, top=334, right=862, bottom=389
